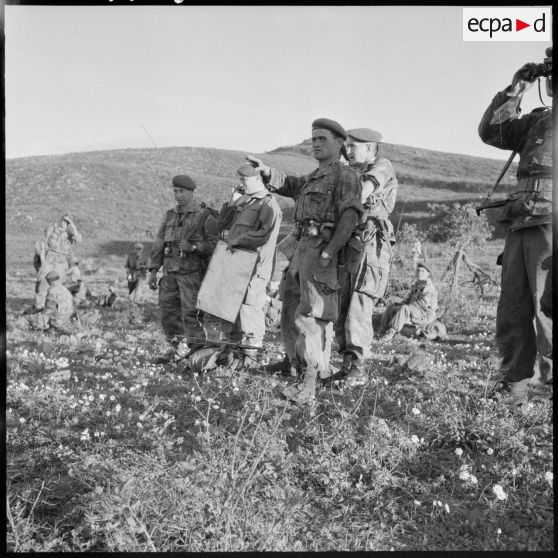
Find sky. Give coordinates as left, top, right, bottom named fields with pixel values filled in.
left=4, top=5, right=553, bottom=160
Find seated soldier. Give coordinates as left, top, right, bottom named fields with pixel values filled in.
left=125, top=242, right=148, bottom=302
left=27, top=270, right=75, bottom=334
left=378, top=263, right=438, bottom=342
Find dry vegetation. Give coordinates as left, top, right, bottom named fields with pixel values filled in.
left=5, top=143, right=552, bottom=551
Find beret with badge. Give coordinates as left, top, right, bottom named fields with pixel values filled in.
left=172, top=175, right=197, bottom=190
left=312, top=118, right=348, bottom=140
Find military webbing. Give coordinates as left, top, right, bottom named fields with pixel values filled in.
left=294, top=163, right=341, bottom=224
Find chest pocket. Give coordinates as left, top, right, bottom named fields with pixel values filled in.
left=235, top=206, right=261, bottom=228
left=523, top=113, right=552, bottom=169
left=296, top=181, right=333, bottom=222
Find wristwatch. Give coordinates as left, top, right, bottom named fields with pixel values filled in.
left=191, top=244, right=198, bottom=252
left=321, top=251, right=332, bottom=260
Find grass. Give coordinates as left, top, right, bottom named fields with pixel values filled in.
left=5, top=240, right=553, bottom=551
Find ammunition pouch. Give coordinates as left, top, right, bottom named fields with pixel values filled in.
left=498, top=177, right=553, bottom=222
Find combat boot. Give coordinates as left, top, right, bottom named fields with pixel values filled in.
left=345, top=359, right=367, bottom=388
left=263, top=355, right=298, bottom=377
left=282, top=365, right=318, bottom=404
left=488, top=379, right=529, bottom=414
left=322, top=353, right=352, bottom=385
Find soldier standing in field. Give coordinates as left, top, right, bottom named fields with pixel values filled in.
left=478, top=48, right=553, bottom=412
left=214, top=164, right=282, bottom=354
left=125, top=242, right=148, bottom=302
left=34, top=214, right=82, bottom=310
left=247, top=117, right=363, bottom=403
left=148, top=175, right=218, bottom=362
left=333, top=128, right=398, bottom=386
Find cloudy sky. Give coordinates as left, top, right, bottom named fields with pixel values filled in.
left=5, top=5, right=552, bottom=160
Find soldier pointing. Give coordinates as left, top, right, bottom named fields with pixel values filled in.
left=247, top=117, right=363, bottom=403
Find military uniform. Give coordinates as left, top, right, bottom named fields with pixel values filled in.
left=28, top=273, right=75, bottom=333
left=149, top=201, right=218, bottom=347
left=34, top=220, right=81, bottom=309
left=216, top=186, right=282, bottom=347
left=266, top=159, right=362, bottom=386
left=66, top=264, right=88, bottom=305
left=125, top=251, right=148, bottom=302
left=380, top=276, right=438, bottom=334
left=479, top=85, right=553, bottom=388
left=335, top=138, right=398, bottom=377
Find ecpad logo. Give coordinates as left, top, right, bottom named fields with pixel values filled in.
left=463, top=7, right=551, bottom=41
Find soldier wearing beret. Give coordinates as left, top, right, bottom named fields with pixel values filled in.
left=34, top=214, right=82, bottom=310
left=333, top=127, right=398, bottom=386
left=246, top=118, right=363, bottom=403
left=479, top=48, right=553, bottom=412
left=148, top=175, right=218, bottom=362
left=378, top=263, right=438, bottom=342
left=213, top=165, right=282, bottom=352
left=125, top=242, right=148, bottom=302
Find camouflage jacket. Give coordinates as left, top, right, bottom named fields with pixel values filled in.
left=266, top=161, right=362, bottom=258
left=217, top=191, right=282, bottom=280
left=125, top=253, right=148, bottom=281
left=44, top=283, right=75, bottom=321
left=478, top=87, right=553, bottom=230
left=405, top=278, right=438, bottom=315
left=40, top=222, right=82, bottom=264
left=149, top=203, right=218, bottom=274
left=356, top=157, right=398, bottom=242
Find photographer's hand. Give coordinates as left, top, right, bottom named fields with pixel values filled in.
left=509, top=62, right=538, bottom=96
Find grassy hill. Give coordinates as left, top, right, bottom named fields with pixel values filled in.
left=6, top=142, right=517, bottom=267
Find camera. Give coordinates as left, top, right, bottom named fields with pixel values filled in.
left=525, top=46, right=552, bottom=81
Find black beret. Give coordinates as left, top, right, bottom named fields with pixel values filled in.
left=172, top=175, right=197, bottom=190
left=347, top=128, right=383, bottom=143
left=237, top=165, right=260, bottom=177
left=417, top=262, right=431, bottom=273
left=312, top=118, right=348, bottom=140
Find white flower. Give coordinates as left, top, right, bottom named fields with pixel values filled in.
left=94, top=431, right=100, bottom=437
left=411, top=407, right=421, bottom=415
left=486, top=448, right=494, bottom=455
left=413, top=500, right=421, bottom=506
left=469, top=475, right=478, bottom=485
left=455, top=448, right=463, bottom=457
left=496, top=528, right=502, bottom=535
left=114, top=404, right=121, bottom=413
left=136, top=422, right=143, bottom=428
left=437, top=500, right=443, bottom=507
left=110, top=395, right=116, bottom=401
left=19, top=417, right=26, bottom=424
left=99, top=394, right=106, bottom=401
left=492, top=484, right=507, bottom=501
left=544, top=471, right=553, bottom=486
left=459, top=470, right=471, bottom=481
left=444, top=503, right=450, bottom=513
left=411, top=435, right=420, bottom=444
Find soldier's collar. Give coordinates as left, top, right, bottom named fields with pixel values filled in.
left=175, top=202, right=198, bottom=214
left=247, top=190, right=269, bottom=200
left=311, top=160, right=340, bottom=178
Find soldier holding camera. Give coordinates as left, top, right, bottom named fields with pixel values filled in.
left=478, top=47, right=553, bottom=412
left=148, top=175, right=218, bottom=363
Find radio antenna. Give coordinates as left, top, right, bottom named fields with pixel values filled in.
left=140, top=125, right=158, bottom=148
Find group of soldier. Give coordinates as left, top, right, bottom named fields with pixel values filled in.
left=144, top=118, right=444, bottom=404
left=23, top=51, right=552, bottom=412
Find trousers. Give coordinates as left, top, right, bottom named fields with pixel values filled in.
left=281, top=237, right=338, bottom=373
left=497, top=224, right=552, bottom=385
left=158, top=271, right=205, bottom=345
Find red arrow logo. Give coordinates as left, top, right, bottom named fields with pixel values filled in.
left=516, top=19, right=530, bottom=31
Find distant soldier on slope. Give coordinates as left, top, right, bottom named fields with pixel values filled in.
left=125, top=242, right=149, bottom=302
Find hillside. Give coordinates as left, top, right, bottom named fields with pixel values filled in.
left=6, top=142, right=517, bottom=266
